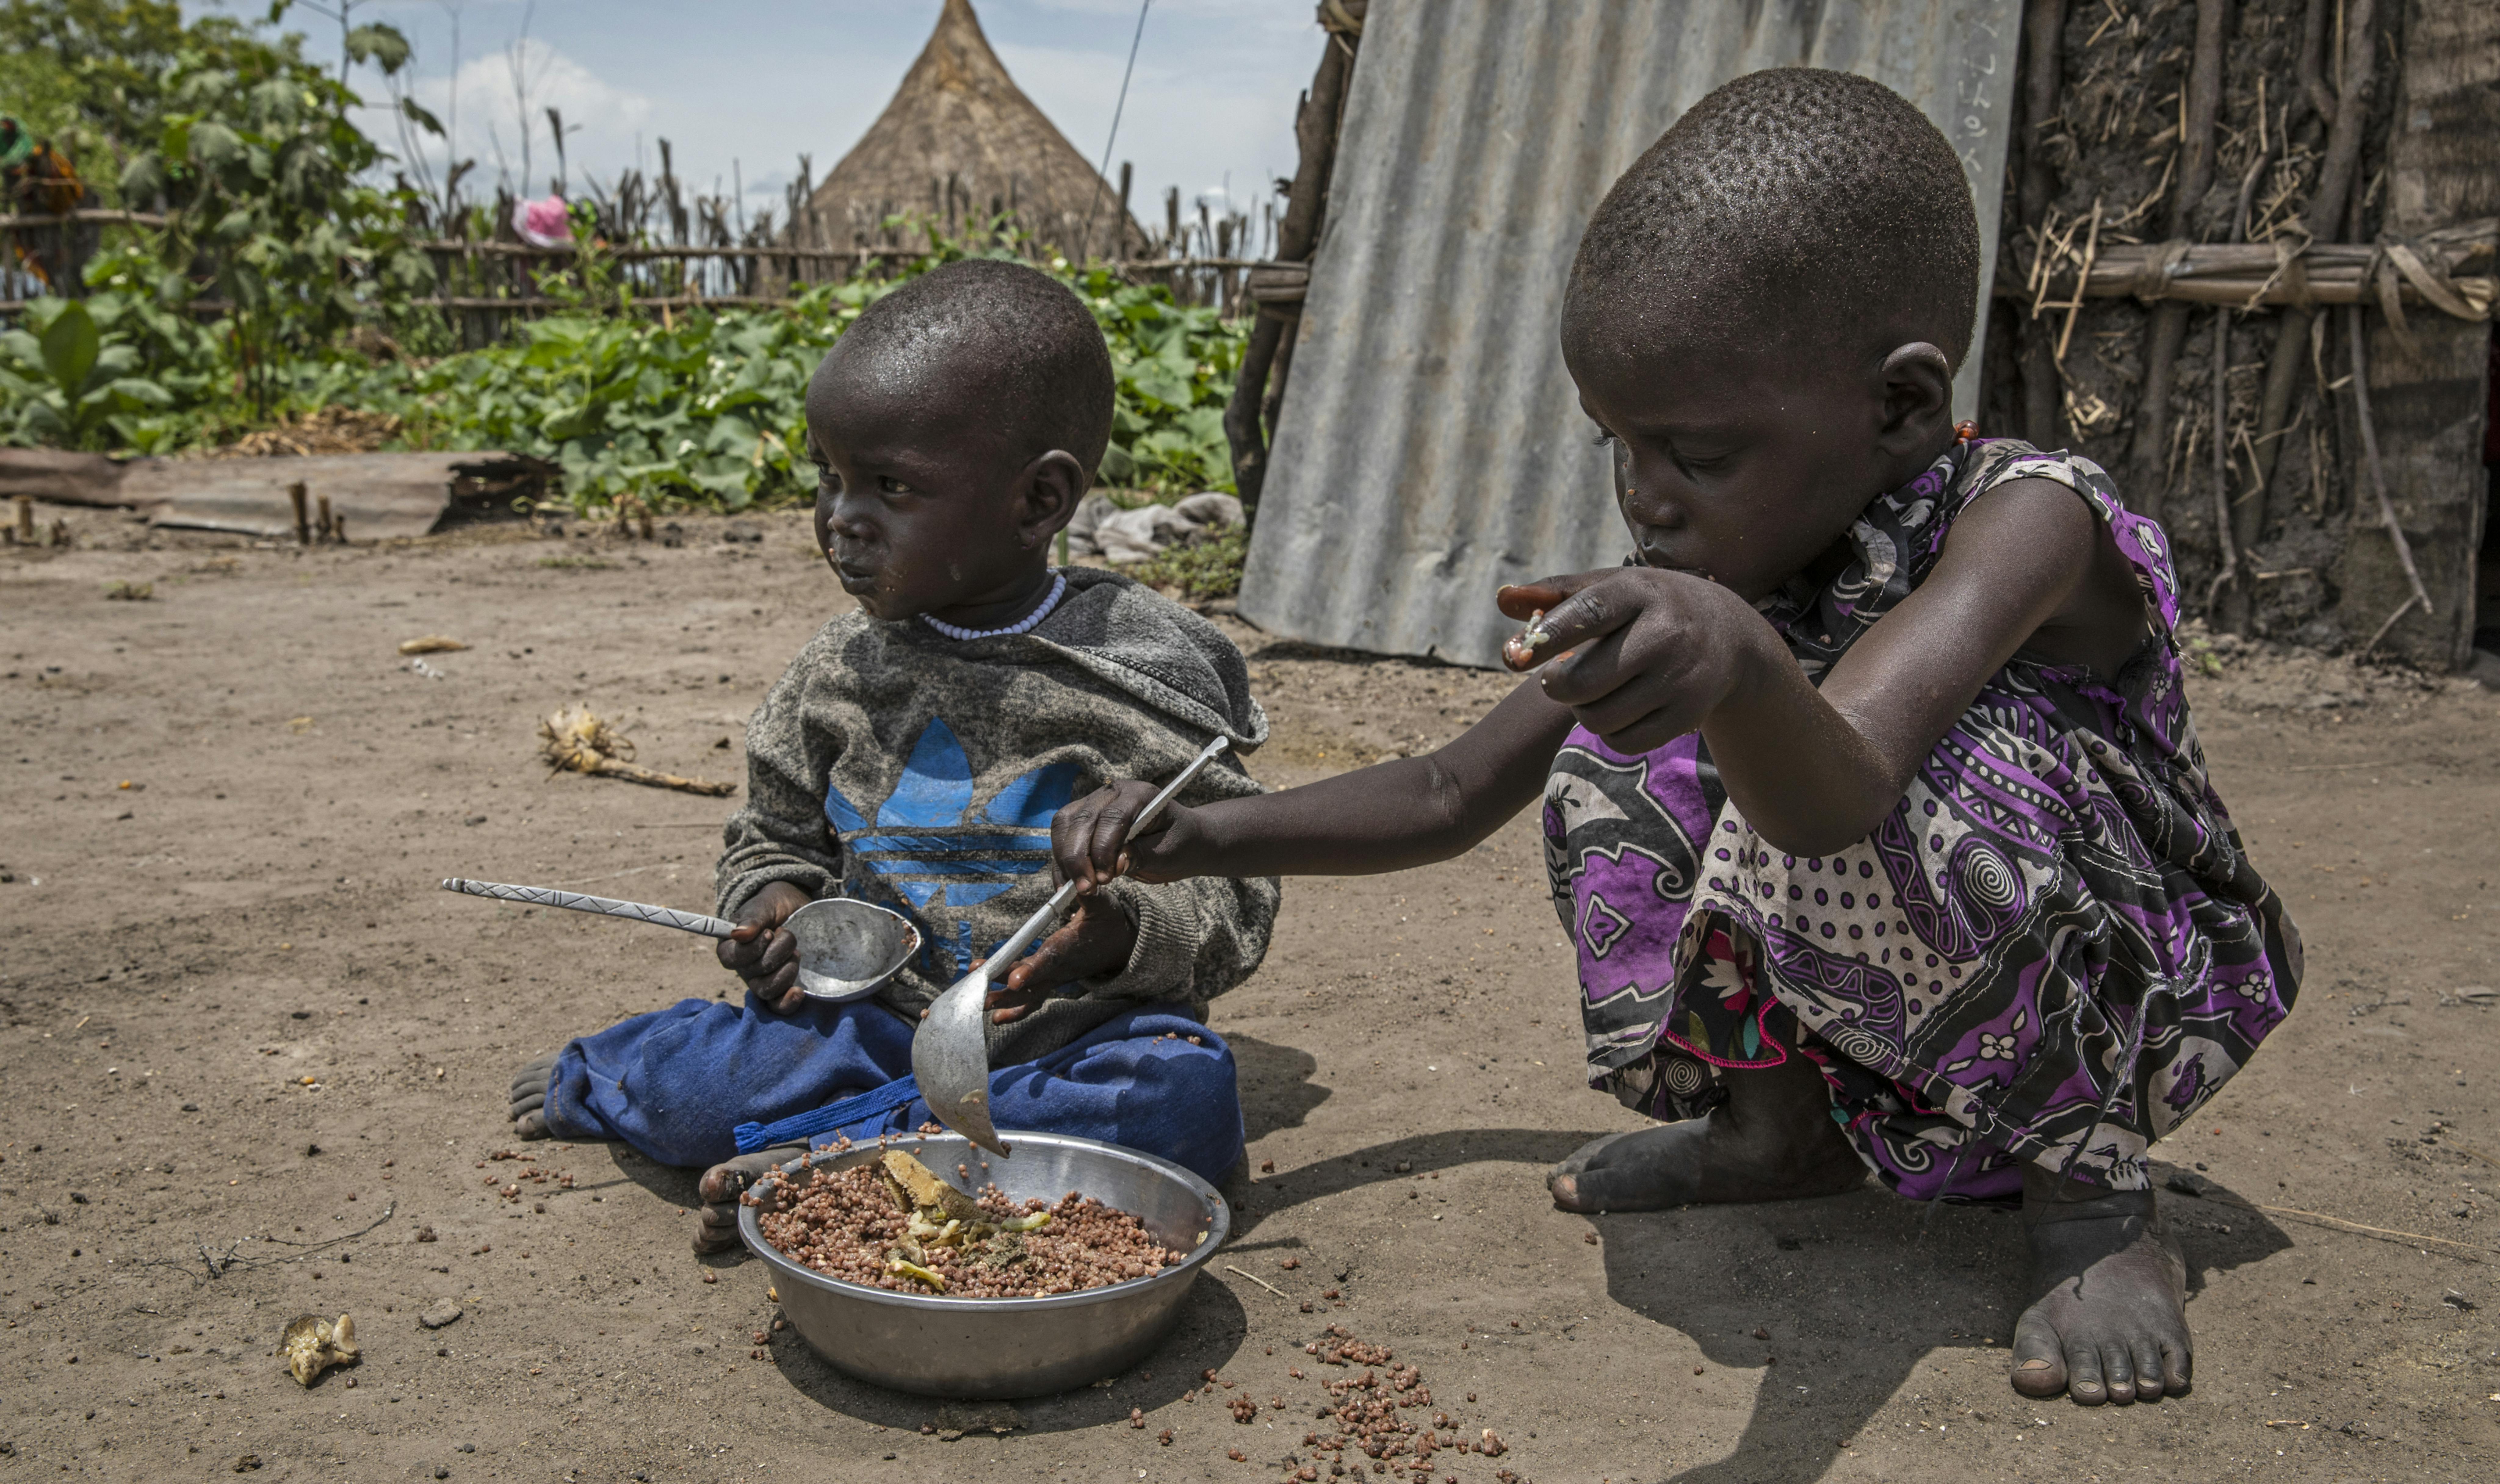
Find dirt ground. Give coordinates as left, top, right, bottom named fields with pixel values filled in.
left=5, top=502, right=2499, bottom=1483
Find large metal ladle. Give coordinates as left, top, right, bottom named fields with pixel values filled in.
left=439, top=877, right=921, bottom=1001
left=912, top=735, right=1231, bottom=1158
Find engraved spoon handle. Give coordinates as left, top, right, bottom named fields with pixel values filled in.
left=440, top=877, right=738, bottom=938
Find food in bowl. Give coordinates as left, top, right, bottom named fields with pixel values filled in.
left=749, top=1148, right=1187, bottom=1298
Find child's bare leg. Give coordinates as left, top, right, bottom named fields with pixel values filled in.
left=694, top=1144, right=809, bottom=1254
left=507, top=1052, right=560, bottom=1140
left=1547, top=1052, right=1863, bottom=1211
left=2011, top=1163, right=2190, bottom=1405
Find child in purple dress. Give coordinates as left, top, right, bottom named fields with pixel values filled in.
left=1045, top=69, right=2298, bottom=1409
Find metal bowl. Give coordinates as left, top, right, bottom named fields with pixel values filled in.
left=738, top=1131, right=1231, bottom=1398
left=782, top=896, right=921, bottom=1003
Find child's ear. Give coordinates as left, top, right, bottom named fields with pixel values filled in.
left=1018, top=450, right=1088, bottom=550
left=1874, top=341, right=1955, bottom=456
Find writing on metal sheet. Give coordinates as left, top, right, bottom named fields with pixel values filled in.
left=1952, top=10, right=2007, bottom=184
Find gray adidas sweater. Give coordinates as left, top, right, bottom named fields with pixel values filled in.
left=717, top=567, right=1277, bottom=1065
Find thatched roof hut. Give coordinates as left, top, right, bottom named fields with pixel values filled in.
left=807, top=0, right=1143, bottom=258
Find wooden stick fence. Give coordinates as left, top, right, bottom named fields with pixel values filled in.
left=0, top=255, right=1267, bottom=317
left=1, top=211, right=1269, bottom=328
left=2004, top=218, right=2495, bottom=316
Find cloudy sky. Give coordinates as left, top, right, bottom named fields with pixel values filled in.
left=201, top=1, right=1324, bottom=243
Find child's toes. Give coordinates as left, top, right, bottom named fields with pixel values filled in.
left=2159, top=1337, right=2193, bottom=1396
left=508, top=1052, right=559, bottom=1111
left=2008, top=1311, right=2066, bottom=1398
left=1546, top=1162, right=1658, bottom=1213
left=1548, top=1131, right=1628, bottom=1181
left=693, top=1201, right=745, bottom=1254
left=2063, top=1339, right=2110, bottom=1405
left=697, top=1145, right=807, bottom=1207
left=1545, top=1127, right=1694, bottom=1212
left=2127, top=1337, right=2168, bottom=1400
left=2096, top=1342, right=2138, bottom=1404
left=692, top=1147, right=806, bottom=1255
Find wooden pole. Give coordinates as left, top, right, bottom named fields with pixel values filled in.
left=289, top=481, right=311, bottom=546
left=2206, top=304, right=2237, bottom=611
left=2015, top=0, right=2069, bottom=450
left=2348, top=303, right=2435, bottom=658
left=2298, top=0, right=2339, bottom=123
left=1262, top=311, right=1300, bottom=445
left=1223, top=2, right=1363, bottom=506
left=2127, top=0, right=2231, bottom=522
left=316, top=494, right=335, bottom=542
left=2343, top=0, right=2499, bottom=669
left=13, top=494, right=32, bottom=544
left=1117, top=162, right=1134, bottom=256
left=2245, top=0, right=2381, bottom=529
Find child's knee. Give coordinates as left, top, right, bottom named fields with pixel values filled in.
left=1151, top=1032, right=1235, bottom=1087
left=1131, top=1039, right=1243, bottom=1179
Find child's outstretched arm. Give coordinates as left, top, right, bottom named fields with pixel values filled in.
left=1051, top=679, right=1576, bottom=891
left=1511, top=477, right=2147, bottom=856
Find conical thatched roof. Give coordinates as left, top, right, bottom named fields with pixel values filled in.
left=807, top=0, right=1143, bottom=257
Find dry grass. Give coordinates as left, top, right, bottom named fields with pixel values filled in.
left=196, top=405, right=404, bottom=459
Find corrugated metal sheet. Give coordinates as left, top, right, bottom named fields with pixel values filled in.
left=1240, top=0, right=2024, bottom=669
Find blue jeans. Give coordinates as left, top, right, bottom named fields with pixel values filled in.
left=543, top=995, right=1243, bottom=1183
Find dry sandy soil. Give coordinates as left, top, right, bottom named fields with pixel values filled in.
left=4, top=503, right=2498, bottom=1483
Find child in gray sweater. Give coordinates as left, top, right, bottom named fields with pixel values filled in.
left=503, top=260, right=1277, bottom=1250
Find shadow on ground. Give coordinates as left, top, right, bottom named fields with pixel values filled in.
left=1235, top=1033, right=1331, bottom=1144
left=1222, top=1125, right=2295, bottom=1484
left=572, top=1042, right=2296, bottom=1470
left=1591, top=1172, right=2291, bottom=1484
left=608, top=1142, right=705, bottom=1212
left=1227, top=1126, right=1609, bottom=1241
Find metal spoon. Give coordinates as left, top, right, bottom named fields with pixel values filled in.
left=439, top=877, right=921, bottom=1001
left=911, top=735, right=1232, bottom=1158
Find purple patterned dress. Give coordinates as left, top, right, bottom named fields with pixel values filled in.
left=1541, top=438, right=2301, bottom=1202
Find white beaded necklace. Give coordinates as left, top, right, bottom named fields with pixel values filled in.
left=920, top=571, right=1068, bottom=641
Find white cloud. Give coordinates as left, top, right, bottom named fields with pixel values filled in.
left=360, top=37, right=653, bottom=197
left=996, top=38, right=1307, bottom=246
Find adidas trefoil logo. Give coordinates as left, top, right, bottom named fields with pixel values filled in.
left=824, top=718, right=1084, bottom=975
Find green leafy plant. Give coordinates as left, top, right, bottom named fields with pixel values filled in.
left=314, top=225, right=1250, bottom=516
left=1072, top=265, right=1241, bottom=493
left=0, top=295, right=174, bottom=449
left=0, top=38, right=82, bottom=145
left=0, top=1, right=1250, bottom=513
left=110, top=39, right=429, bottom=416
left=1127, top=523, right=1249, bottom=602
left=2, top=2, right=234, bottom=163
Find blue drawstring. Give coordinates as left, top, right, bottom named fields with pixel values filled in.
left=733, top=1074, right=922, bottom=1155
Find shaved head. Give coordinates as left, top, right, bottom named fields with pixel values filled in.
left=1564, top=68, right=1981, bottom=371
left=822, top=257, right=1115, bottom=478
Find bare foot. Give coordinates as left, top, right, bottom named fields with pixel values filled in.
left=2010, top=1165, right=2191, bottom=1405
left=507, top=1052, right=559, bottom=1140
left=1548, top=1053, right=1863, bottom=1212
left=694, top=1144, right=809, bottom=1254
